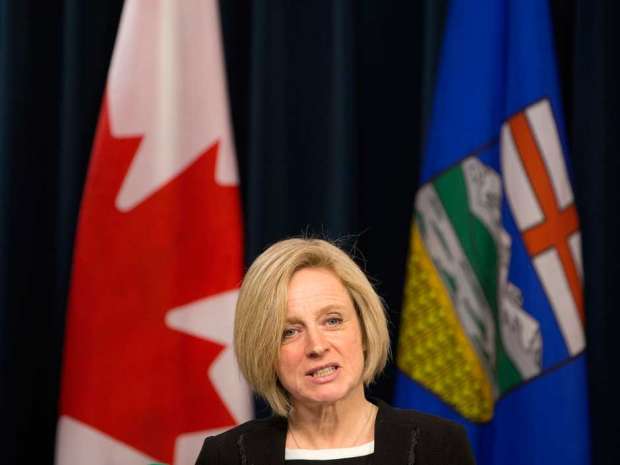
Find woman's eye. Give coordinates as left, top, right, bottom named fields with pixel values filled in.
left=283, top=328, right=297, bottom=339
left=326, top=317, right=343, bottom=326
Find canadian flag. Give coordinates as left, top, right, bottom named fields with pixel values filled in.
left=55, top=1, right=252, bottom=465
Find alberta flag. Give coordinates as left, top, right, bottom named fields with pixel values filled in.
left=394, top=1, right=590, bottom=464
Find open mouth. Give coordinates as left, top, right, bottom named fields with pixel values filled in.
left=306, top=364, right=340, bottom=378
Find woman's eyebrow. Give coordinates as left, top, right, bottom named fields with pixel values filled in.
left=285, top=305, right=345, bottom=323
left=317, top=304, right=345, bottom=315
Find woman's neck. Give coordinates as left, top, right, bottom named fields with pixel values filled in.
left=286, top=392, right=377, bottom=449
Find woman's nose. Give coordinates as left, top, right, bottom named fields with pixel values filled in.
left=305, top=328, right=328, bottom=358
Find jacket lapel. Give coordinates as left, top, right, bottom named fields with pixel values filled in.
left=242, top=415, right=287, bottom=465
left=372, top=399, right=418, bottom=465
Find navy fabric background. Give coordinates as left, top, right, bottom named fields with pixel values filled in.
left=1, top=1, right=618, bottom=464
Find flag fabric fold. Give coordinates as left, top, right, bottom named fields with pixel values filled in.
left=394, top=1, right=590, bottom=464
left=55, top=1, right=251, bottom=464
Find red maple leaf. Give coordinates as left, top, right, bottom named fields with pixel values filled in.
left=60, top=98, right=241, bottom=463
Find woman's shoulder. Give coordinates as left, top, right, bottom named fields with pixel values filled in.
left=373, top=399, right=475, bottom=465
left=195, top=416, right=286, bottom=465
left=207, top=415, right=285, bottom=443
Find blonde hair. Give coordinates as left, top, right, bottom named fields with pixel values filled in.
left=234, top=238, right=390, bottom=416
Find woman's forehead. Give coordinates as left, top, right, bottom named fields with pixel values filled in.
left=286, top=268, right=354, bottom=317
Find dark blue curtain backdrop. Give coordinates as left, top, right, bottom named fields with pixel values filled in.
left=0, top=1, right=617, bottom=464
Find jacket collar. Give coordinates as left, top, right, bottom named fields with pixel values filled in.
left=373, top=398, right=419, bottom=465
left=240, top=414, right=287, bottom=465
left=242, top=398, right=417, bottom=465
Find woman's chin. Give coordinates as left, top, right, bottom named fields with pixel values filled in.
left=294, top=382, right=363, bottom=407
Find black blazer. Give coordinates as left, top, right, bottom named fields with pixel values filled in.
left=195, top=399, right=476, bottom=465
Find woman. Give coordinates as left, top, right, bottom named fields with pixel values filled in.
left=195, top=238, right=475, bottom=465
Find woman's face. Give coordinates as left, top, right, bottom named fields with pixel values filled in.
left=276, top=267, right=365, bottom=409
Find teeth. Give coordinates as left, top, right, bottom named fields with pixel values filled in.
left=312, top=366, right=336, bottom=377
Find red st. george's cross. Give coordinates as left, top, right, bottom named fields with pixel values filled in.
left=508, top=112, right=584, bottom=323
